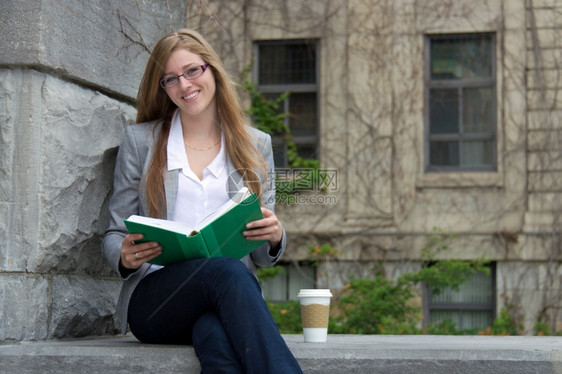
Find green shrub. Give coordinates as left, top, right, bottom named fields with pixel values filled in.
left=263, top=231, right=495, bottom=335
left=266, top=300, right=302, bottom=334
left=534, top=321, right=551, bottom=336
left=330, top=274, right=420, bottom=335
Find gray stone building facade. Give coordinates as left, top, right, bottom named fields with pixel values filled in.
left=0, top=0, right=560, bottom=341
left=190, top=0, right=562, bottom=335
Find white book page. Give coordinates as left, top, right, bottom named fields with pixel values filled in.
left=126, top=215, right=196, bottom=235
left=196, top=187, right=251, bottom=229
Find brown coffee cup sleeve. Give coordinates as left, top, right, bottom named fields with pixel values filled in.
left=300, top=304, right=330, bottom=328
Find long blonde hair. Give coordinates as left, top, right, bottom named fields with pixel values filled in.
left=136, top=29, right=266, bottom=218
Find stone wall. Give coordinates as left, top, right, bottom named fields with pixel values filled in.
left=0, top=0, right=186, bottom=341
left=518, top=0, right=562, bottom=332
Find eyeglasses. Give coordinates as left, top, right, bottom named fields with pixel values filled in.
left=160, top=63, right=210, bottom=89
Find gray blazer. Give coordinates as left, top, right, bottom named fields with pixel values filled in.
left=101, top=121, right=286, bottom=334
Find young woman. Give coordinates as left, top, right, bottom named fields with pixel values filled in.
left=102, top=29, right=303, bottom=373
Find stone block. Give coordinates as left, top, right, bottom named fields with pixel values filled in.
left=0, top=69, right=135, bottom=275
left=0, top=275, right=49, bottom=341
left=527, top=47, right=562, bottom=70
left=413, top=0, right=504, bottom=34
left=526, top=28, right=562, bottom=50
left=528, top=171, right=562, bottom=191
left=523, top=211, right=556, bottom=232
left=30, top=74, right=135, bottom=275
left=526, top=69, right=562, bottom=90
left=529, top=192, right=562, bottom=212
left=528, top=0, right=562, bottom=8
left=519, top=234, right=559, bottom=261
left=503, top=0, right=527, bottom=30
left=497, top=262, right=540, bottom=291
left=49, top=277, right=121, bottom=338
left=0, top=0, right=187, bottom=99
left=528, top=150, right=562, bottom=171
left=528, top=109, right=562, bottom=130
left=0, top=69, right=44, bottom=272
left=242, top=0, right=328, bottom=40
left=3, top=335, right=562, bottom=374
left=528, top=129, right=562, bottom=151
left=528, top=7, right=562, bottom=29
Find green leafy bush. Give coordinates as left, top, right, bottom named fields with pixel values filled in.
left=266, top=300, right=302, bottom=334
left=330, top=274, right=420, bottom=335
left=478, top=307, right=522, bottom=336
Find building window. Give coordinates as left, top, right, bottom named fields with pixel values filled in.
left=425, top=34, right=496, bottom=171
left=425, top=263, right=496, bottom=332
left=260, top=262, right=315, bottom=302
left=254, top=40, right=319, bottom=167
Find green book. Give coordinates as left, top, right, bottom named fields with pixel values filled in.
left=124, top=188, right=266, bottom=266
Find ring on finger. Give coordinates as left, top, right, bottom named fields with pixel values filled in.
left=135, top=252, right=139, bottom=260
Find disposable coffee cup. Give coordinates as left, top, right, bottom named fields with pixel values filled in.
left=297, top=289, right=332, bottom=343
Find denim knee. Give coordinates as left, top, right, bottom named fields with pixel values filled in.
left=209, top=258, right=255, bottom=282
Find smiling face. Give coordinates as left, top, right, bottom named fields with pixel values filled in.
left=162, top=48, right=217, bottom=122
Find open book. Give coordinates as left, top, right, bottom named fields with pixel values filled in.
left=124, top=188, right=266, bottom=266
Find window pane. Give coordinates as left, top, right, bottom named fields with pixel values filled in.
left=258, top=43, right=316, bottom=85
left=262, top=92, right=286, bottom=113
left=462, top=140, right=494, bottom=167
left=430, top=141, right=459, bottom=166
left=427, top=265, right=494, bottom=332
left=463, top=87, right=494, bottom=133
left=462, top=310, right=493, bottom=330
left=430, top=89, right=459, bottom=134
left=463, top=271, right=493, bottom=303
left=431, top=271, right=493, bottom=304
left=272, top=136, right=288, bottom=167
left=430, top=310, right=460, bottom=327
left=295, top=143, right=317, bottom=159
left=431, top=36, right=492, bottom=80
left=289, top=92, right=317, bottom=137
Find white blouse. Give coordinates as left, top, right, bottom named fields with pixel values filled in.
left=145, top=110, right=229, bottom=275
left=167, top=109, right=229, bottom=226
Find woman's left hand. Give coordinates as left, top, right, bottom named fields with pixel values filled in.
left=243, top=207, right=283, bottom=248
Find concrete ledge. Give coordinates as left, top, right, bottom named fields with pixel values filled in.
left=1, top=334, right=561, bottom=374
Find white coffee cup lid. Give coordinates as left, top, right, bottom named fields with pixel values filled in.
left=297, top=289, right=332, bottom=298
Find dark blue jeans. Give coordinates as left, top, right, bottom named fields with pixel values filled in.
left=128, top=257, right=303, bottom=374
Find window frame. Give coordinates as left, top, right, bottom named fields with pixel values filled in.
left=253, top=39, right=320, bottom=167
left=423, top=262, right=496, bottom=331
left=424, top=33, right=497, bottom=172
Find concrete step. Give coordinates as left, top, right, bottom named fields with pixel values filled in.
left=1, top=334, right=561, bottom=374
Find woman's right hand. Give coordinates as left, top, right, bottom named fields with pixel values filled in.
left=120, top=234, right=162, bottom=269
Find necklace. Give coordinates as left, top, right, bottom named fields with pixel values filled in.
left=184, top=138, right=221, bottom=152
